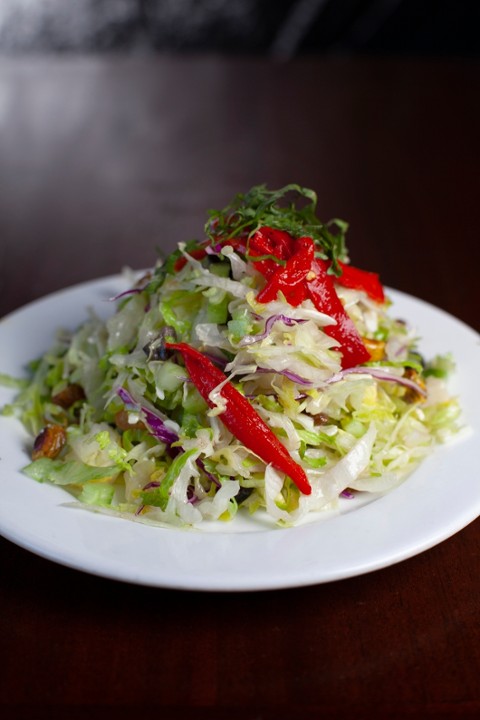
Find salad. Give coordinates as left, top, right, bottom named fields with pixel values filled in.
left=2, top=184, right=462, bottom=528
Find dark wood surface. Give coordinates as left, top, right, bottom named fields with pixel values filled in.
left=0, top=55, right=479, bottom=718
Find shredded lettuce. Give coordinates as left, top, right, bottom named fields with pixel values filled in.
left=23, top=458, right=119, bottom=486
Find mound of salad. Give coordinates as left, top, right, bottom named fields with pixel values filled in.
left=2, top=184, right=462, bottom=527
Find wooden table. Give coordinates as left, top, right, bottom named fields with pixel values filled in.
left=1, top=56, right=479, bottom=718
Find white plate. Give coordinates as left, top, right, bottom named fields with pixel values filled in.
left=0, top=276, right=479, bottom=591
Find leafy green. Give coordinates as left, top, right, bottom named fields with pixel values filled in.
left=424, top=353, right=455, bottom=379
left=140, top=448, right=198, bottom=510
left=2, top=358, right=52, bottom=436
left=205, top=184, right=349, bottom=275
left=78, top=482, right=115, bottom=507
left=23, top=458, right=119, bottom=486
left=94, top=431, right=131, bottom=472
left=365, top=358, right=424, bottom=374
left=301, top=454, right=328, bottom=469
left=0, top=373, right=29, bottom=390
left=145, top=239, right=206, bottom=294
left=244, top=253, right=287, bottom=267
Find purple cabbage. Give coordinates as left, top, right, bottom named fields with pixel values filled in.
left=205, top=243, right=223, bottom=255
left=109, top=287, right=143, bottom=302
left=254, top=367, right=313, bottom=386
left=142, top=481, right=161, bottom=491
left=116, top=386, right=179, bottom=444
left=325, top=366, right=427, bottom=397
left=239, top=314, right=305, bottom=346
left=196, top=458, right=221, bottom=488
left=118, top=387, right=221, bottom=496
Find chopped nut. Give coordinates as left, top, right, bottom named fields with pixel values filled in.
left=114, top=410, right=146, bottom=431
left=32, top=424, right=67, bottom=460
left=404, top=368, right=427, bottom=402
left=313, top=413, right=330, bottom=426
left=363, top=337, right=386, bottom=361
left=51, top=383, right=85, bottom=409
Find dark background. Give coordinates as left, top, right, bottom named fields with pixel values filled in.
left=0, top=0, right=478, bottom=58
left=1, top=3, right=480, bottom=717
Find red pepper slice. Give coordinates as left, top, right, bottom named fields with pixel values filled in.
left=336, top=261, right=385, bottom=303
left=305, top=259, right=371, bottom=368
left=166, top=342, right=312, bottom=495
left=248, top=227, right=296, bottom=279
left=256, top=236, right=314, bottom=306
left=252, top=234, right=370, bottom=368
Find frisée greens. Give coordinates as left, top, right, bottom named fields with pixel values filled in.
left=2, top=185, right=462, bottom=527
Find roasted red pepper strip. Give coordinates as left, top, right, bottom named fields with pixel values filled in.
left=166, top=342, right=312, bottom=495
left=336, top=261, right=385, bottom=303
left=248, top=227, right=296, bottom=279
left=256, top=236, right=313, bottom=306
left=252, top=234, right=370, bottom=368
left=250, top=227, right=385, bottom=304
left=306, top=259, right=371, bottom=368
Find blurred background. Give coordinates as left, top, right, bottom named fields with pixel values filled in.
left=0, top=0, right=479, bottom=320
left=0, top=0, right=478, bottom=59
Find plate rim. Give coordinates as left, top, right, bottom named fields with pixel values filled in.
left=1, top=274, right=479, bottom=591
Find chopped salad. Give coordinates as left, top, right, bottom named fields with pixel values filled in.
left=2, top=185, right=462, bottom=527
